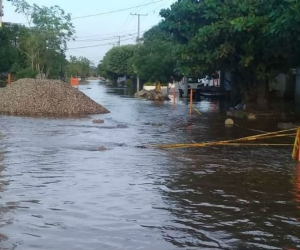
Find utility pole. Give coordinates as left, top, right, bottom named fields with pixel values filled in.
left=130, top=13, right=147, bottom=93
left=114, top=35, right=125, bottom=46
left=0, top=0, right=3, bottom=28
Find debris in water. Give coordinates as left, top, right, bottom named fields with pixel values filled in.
left=93, top=119, right=105, bottom=124
left=98, top=146, right=107, bottom=151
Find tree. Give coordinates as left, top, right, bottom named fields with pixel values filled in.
left=133, top=24, right=178, bottom=85
left=66, top=56, right=92, bottom=79
left=0, top=23, right=19, bottom=73
left=159, top=0, right=300, bottom=110
left=99, top=45, right=137, bottom=80
left=9, top=0, right=75, bottom=77
left=133, top=40, right=176, bottom=86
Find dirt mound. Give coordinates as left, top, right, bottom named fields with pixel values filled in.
left=0, top=78, right=109, bottom=116
left=135, top=89, right=170, bottom=101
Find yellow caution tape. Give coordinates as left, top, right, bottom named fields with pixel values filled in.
left=149, top=127, right=299, bottom=149
left=193, top=108, right=202, bottom=115
left=292, top=128, right=300, bottom=160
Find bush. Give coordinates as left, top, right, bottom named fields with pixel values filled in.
left=125, top=79, right=133, bottom=88
left=144, top=82, right=155, bottom=86
left=15, top=68, right=38, bottom=79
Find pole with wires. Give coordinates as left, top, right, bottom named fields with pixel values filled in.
left=114, top=35, right=125, bottom=46
left=130, top=13, right=147, bottom=93
left=0, top=0, right=3, bottom=28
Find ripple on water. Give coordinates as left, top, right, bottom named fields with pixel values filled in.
left=0, top=82, right=299, bottom=249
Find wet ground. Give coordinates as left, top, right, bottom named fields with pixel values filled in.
left=0, top=80, right=299, bottom=250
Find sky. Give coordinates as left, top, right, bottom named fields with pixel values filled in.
left=3, top=0, right=176, bottom=65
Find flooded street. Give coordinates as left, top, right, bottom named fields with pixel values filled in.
left=0, top=80, right=299, bottom=250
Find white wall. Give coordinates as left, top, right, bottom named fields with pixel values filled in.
left=270, top=74, right=287, bottom=96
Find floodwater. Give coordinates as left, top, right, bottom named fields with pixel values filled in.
left=0, top=80, right=299, bottom=250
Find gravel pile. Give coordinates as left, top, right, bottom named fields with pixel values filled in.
left=0, top=78, right=109, bottom=116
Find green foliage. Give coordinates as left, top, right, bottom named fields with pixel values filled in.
left=136, top=23, right=180, bottom=82
left=0, top=23, right=21, bottom=72
left=144, top=82, right=156, bottom=86
left=66, top=56, right=92, bottom=78
left=15, top=67, right=38, bottom=79
left=100, top=45, right=137, bottom=77
left=98, top=22, right=179, bottom=83
left=143, top=23, right=172, bottom=45
left=160, top=0, right=300, bottom=77
left=124, top=79, right=133, bottom=88
left=133, top=40, right=176, bottom=83
left=159, top=0, right=300, bottom=108
left=7, top=0, right=75, bottom=78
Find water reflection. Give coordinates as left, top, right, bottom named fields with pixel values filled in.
left=0, top=137, right=11, bottom=244
left=295, top=164, right=300, bottom=210
left=155, top=149, right=300, bottom=249
left=0, top=80, right=299, bottom=249
left=105, top=87, right=136, bottom=98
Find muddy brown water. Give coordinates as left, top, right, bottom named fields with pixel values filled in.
left=0, top=80, right=299, bottom=250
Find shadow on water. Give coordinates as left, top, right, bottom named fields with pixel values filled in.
left=0, top=80, right=299, bottom=249
left=0, top=135, right=15, bottom=246
left=105, top=87, right=137, bottom=98
left=153, top=149, right=300, bottom=249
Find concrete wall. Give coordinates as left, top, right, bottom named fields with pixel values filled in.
left=272, top=74, right=286, bottom=96
left=223, top=70, right=232, bottom=91
left=270, top=73, right=295, bottom=99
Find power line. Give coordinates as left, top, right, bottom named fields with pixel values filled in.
left=0, top=0, right=3, bottom=28
left=75, top=29, right=137, bottom=39
left=69, top=30, right=147, bottom=43
left=72, top=0, right=164, bottom=20
left=137, top=0, right=156, bottom=13
left=116, top=0, right=149, bottom=33
left=130, top=13, right=148, bottom=43
left=70, top=33, right=139, bottom=42
left=130, top=13, right=147, bottom=93
left=114, top=35, right=125, bottom=46
left=70, top=36, right=120, bottom=43
left=149, top=0, right=173, bottom=14
left=67, top=38, right=133, bottom=50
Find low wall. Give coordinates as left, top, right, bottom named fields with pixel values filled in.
left=143, top=86, right=156, bottom=91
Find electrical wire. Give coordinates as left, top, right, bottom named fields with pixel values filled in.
left=67, top=37, right=134, bottom=50
left=149, top=0, right=173, bottom=14
left=75, top=29, right=138, bottom=39
left=71, top=31, right=148, bottom=42
left=72, top=0, right=165, bottom=20
left=69, top=31, right=147, bottom=45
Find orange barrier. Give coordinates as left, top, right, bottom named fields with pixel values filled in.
left=292, top=129, right=300, bottom=161
left=7, top=73, right=11, bottom=84
left=70, top=78, right=79, bottom=87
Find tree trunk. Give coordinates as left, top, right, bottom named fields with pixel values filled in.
left=230, top=71, right=242, bottom=106
left=242, top=77, right=269, bottom=111
left=45, top=67, right=50, bottom=79
left=256, top=78, right=270, bottom=110
left=183, top=76, right=188, bottom=97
